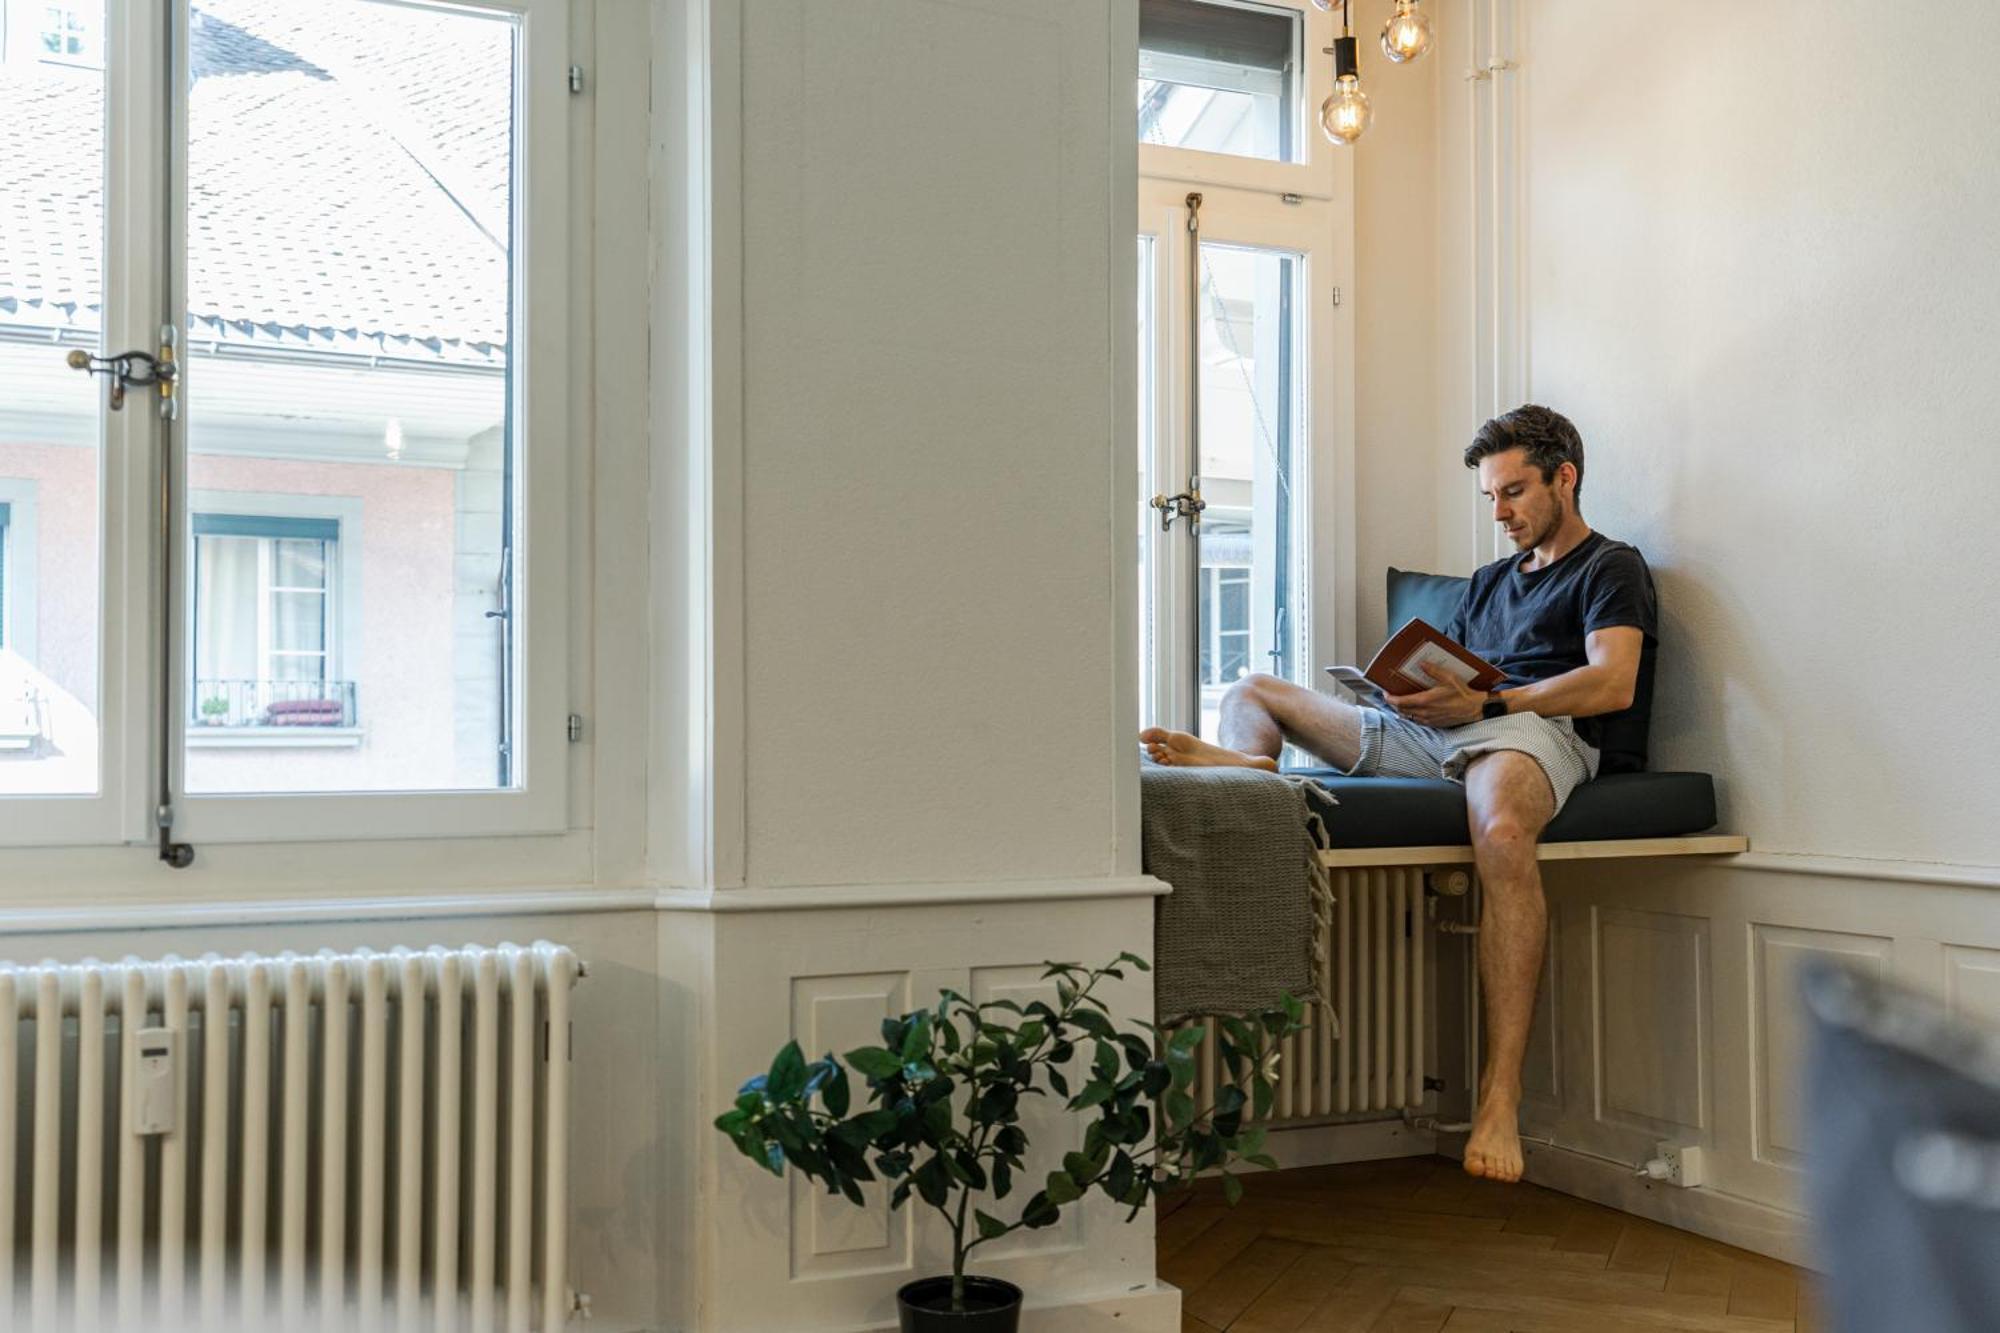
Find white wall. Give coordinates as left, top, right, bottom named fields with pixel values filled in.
left=731, top=0, right=1139, bottom=890
left=1512, top=0, right=2000, bottom=864
left=1413, top=0, right=2000, bottom=1257
left=650, top=2, right=1173, bottom=1327
left=1351, top=0, right=1444, bottom=651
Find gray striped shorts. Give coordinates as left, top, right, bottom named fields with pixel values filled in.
left=1346, top=707, right=1600, bottom=813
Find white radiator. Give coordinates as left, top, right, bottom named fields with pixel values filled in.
left=0, top=941, right=579, bottom=1332
left=1186, top=866, right=1433, bottom=1122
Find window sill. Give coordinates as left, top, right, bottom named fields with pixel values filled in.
left=186, top=726, right=364, bottom=750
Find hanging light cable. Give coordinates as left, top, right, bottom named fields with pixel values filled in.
left=1319, top=0, right=1371, bottom=145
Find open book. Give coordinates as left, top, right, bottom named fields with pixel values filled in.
left=1325, top=618, right=1507, bottom=706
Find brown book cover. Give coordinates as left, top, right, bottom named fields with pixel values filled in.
left=1330, top=618, right=1507, bottom=700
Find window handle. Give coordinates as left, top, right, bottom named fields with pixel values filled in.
left=65, top=337, right=177, bottom=415
left=1150, top=475, right=1206, bottom=531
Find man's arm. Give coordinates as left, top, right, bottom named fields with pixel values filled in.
left=1385, top=626, right=1644, bottom=728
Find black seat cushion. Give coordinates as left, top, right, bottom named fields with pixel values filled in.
left=1282, top=770, right=1718, bottom=847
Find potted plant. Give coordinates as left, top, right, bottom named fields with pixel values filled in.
left=199, top=694, right=230, bottom=726
left=715, top=953, right=1305, bottom=1331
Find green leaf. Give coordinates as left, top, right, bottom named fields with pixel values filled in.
left=1246, top=1153, right=1280, bottom=1170
left=766, top=1042, right=808, bottom=1102
left=992, top=1157, right=1014, bottom=1198
left=913, top=1154, right=952, bottom=1207
left=1047, top=1067, right=1070, bottom=1097
left=1168, top=1026, right=1205, bottom=1056
left=1062, top=1151, right=1095, bottom=1187
left=1016, top=1020, right=1047, bottom=1046
left=1165, top=1088, right=1195, bottom=1130
left=1045, top=1169, right=1083, bottom=1206
left=822, top=1062, right=851, bottom=1118
left=1116, top=951, right=1152, bottom=972
left=1221, top=1172, right=1243, bottom=1206
left=976, top=1083, right=1018, bottom=1123
left=975, top=1209, right=1010, bottom=1240
left=1070, top=1007, right=1114, bottom=1039
left=1070, top=1081, right=1114, bottom=1110
left=1252, top=1077, right=1274, bottom=1119
left=902, top=1012, right=932, bottom=1064
left=844, top=1046, right=903, bottom=1080
left=1093, top=1041, right=1120, bottom=1083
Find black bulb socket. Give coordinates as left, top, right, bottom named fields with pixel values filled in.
left=1334, top=34, right=1360, bottom=82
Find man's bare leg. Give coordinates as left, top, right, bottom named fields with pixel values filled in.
left=1460, top=751, right=1557, bottom=1183
left=1141, top=674, right=1366, bottom=771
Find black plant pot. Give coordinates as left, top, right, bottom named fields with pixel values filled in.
left=895, top=1275, right=1023, bottom=1332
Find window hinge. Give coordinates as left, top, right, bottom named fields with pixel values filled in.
left=567, top=713, right=585, bottom=743
left=1332, top=285, right=1342, bottom=308
left=568, top=64, right=585, bottom=95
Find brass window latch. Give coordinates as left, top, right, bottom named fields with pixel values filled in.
left=1150, top=477, right=1206, bottom=531
left=65, top=326, right=179, bottom=416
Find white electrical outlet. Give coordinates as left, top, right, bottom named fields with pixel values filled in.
left=1643, top=1141, right=1707, bottom=1188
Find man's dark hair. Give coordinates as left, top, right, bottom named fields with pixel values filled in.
left=1463, top=404, right=1585, bottom=499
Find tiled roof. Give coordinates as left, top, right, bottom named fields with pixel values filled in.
left=0, top=1, right=514, bottom=367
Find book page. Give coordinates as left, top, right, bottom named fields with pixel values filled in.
left=1397, top=642, right=1477, bottom=689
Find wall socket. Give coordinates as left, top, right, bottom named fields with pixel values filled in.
left=1639, top=1141, right=1707, bottom=1188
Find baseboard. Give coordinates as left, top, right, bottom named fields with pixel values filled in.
left=855, top=1284, right=1181, bottom=1332
left=1260, top=1116, right=1438, bottom=1169
left=1443, top=1136, right=1813, bottom=1268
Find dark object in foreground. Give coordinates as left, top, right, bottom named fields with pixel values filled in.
left=897, top=1275, right=1023, bottom=1331
left=1805, top=960, right=2000, bottom=1333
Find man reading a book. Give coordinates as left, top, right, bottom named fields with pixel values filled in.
left=1140, top=404, right=1657, bottom=1185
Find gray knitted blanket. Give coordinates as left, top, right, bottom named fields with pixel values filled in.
left=1142, top=765, right=1338, bottom=1025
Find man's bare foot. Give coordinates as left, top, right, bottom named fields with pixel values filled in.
left=1139, top=728, right=1279, bottom=771
left=1462, top=1095, right=1525, bottom=1183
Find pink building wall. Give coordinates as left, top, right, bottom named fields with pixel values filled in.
left=0, top=441, right=468, bottom=794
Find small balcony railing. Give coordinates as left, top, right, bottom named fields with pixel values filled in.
left=192, top=679, right=358, bottom=729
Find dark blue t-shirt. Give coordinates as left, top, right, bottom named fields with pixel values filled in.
left=1446, top=532, right=1659, bottom=773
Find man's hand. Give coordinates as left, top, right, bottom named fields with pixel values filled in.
left=1382, top=663, right=1488, bottom=729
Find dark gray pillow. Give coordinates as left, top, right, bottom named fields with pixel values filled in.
left=1385, top=567, right=1469, bottom=645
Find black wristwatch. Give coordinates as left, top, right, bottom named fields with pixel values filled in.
left=1481, top=691, right=1508, bottom=721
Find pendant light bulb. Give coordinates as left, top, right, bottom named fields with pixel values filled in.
left=1380, top=0, right=1434, bottom=63
left=1320, top=34, right=1371, bottom=146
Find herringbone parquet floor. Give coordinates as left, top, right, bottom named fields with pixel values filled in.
left=1160, top=1156, right=1818, bottom=1333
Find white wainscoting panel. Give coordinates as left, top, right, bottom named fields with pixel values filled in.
left=1943, top=945, right=2000, bottom=1026
left=790, top=971, right=916, bottom=1279
left=1752, top=924, right=1891, bottom=1169
left=1596, top=907, right=1709, bottom=1139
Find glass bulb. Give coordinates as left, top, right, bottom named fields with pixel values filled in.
left=1380, top=2, right=1434, bottom=63
left=1320, top=78, right=1371, bottom=145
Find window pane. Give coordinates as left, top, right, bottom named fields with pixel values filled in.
left=272, top=538, right=326, bottom=589
left=1195, top=242, right=1307, bottom=741
left=1139, top=0, right=1301, bottom=164
left=270, top=592, right=325, bottom=654
left=0, top=0, right=104, bottom=795
left=181, top=0, right=519, bottom=793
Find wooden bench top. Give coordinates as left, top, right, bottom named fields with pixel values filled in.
left=1317, top=834, right=1749, bottom=869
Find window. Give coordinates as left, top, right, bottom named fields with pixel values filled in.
left=191, top=515, right=349, bottom=733
left=0, top=0, right=572, bottom=845
left=1138, top=0, right=1303, bottom=164
left=27, top=1, right=101, bottom=66
left=1199, top=548, right=1252, bottom=687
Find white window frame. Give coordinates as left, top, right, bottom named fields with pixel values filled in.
left=1138, top=0, right=1344, bottom=201
left=169, top=0, right=571, bottom=844
left=1138, top=170, right=1354, bottom=734
left=0, top=1, right=572, bottom=852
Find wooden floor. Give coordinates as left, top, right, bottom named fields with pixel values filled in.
left=1161, top=1156, right=1818, bottom=1333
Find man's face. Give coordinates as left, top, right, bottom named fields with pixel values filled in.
left=1478, top=448, right=1572, bottom=552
